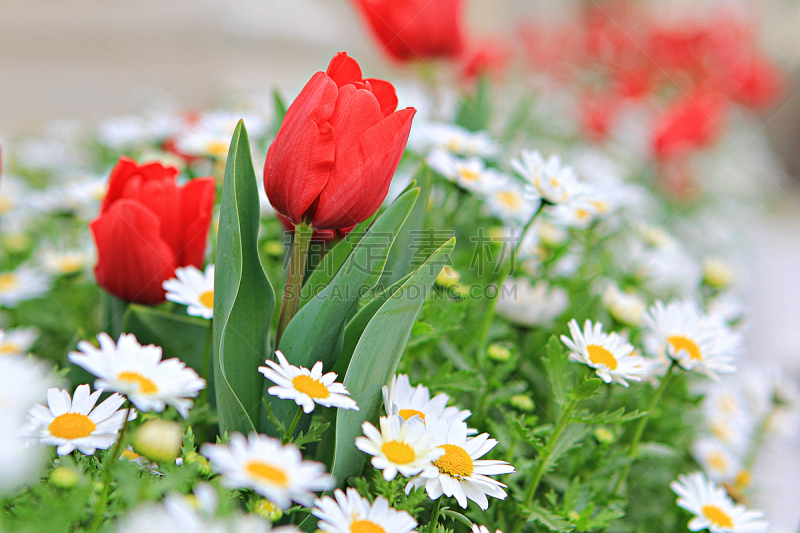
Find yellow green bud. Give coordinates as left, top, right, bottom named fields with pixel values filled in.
left=487, top=344, right=512, bottom=362
left=132, top=419, right=183, bottom=463
left=510, top=394, right=535, bottom=412
left=49, top=466, right=80, bottom=489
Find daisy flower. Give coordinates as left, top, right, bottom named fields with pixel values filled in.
left=405, top=417, right=515, bottom=510
left=601, top=284, right=646, bottom=327
left=670, top=472, right=768, bottom=533
left=37, top=245, right=93, bottom=276
left=200, top=432, right=333, bottom=509
left=26, top=384, right=135, bottom=455
left=426, top=149, right=504, bottom=194
left=163, top=264, right=216, bottom=319
left=0, top=326, right=39, bottom=356
left=511, top=149, right=582, bottom=205
left=355, top=414, right=443, bottom=481
left=383, top=374, right=470, bottom=427
left=313, top=488, right=417, bottom=533
left=561, top=319, right=646, bottom=387
left=643, top=300, right=741, bottom=380
left=483, top=178, right=536, bottom=226
left=691, top=438, right=744, bottom=484
left=408, top=120, right=501, bottom=158
left=473, top=526, right=502, bottom=533
left=68, top=333, right=206, bottom=418
left=0, top=354, right=58, bottom=414
left=0, top=265, right=52, bottom=308
left=496, top=278, right=569, bottom=328
left=258, top=350, right=358, bottom=414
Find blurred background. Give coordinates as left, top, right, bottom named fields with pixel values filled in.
left=2, top=0, right=799, bottom=529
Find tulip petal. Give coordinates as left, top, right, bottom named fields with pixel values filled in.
left=313, top=107, right=415, bottom=229
left=90, top=199, right=177, bottom=305
left=177, top=177, right=216, bottom=267
left=265, top=71, right=338, bottom=225
left=100, top=157, right=140, bottom=213
left=329, top=84, right=385, bottom=161
left=366, top=78, right=399, bottom=117
left=326, top=52, right=363, bottom=88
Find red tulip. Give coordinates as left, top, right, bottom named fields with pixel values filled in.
left=652, top=93, right=725, bottom=160
left=277, top=214, right=355, bottom=243
left=90, top=157, right=215, bottom=305
left=264, top=52, right=415, bottom=230
left=350, top=0, right=465, bottom=62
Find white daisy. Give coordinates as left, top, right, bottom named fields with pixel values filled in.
left=472, top=525, right=502, bottom=533
left=0, top=354, right=58, bottom=414
left=38, top=245, right=93, bottom=276
left=561, top=319, right=646, bottom=387
left=0, top=265, right=52, bottom=308
left=496, top=278, right=569, bottom=328
left=0, top=411, right=48, bottom=496
left=355, top=414, right=443, bottom=481
left=68, top=333, right=206, bottom=418
left=482, top=178, right=537, bottom=226
left=427, top=149, right=504, bottom=195
left=511, top=150, right=582, bottom=205
left=163, top=264, right=216, bottom=319
left=405, top=417, right=515, bottom=510
left=408, top=120, right=501, bottom=158
left=313, top=488, right=417, bottom=533
left=643, top=301, right=741, bottom=380
left=173, top=111, right=267, bottom=160
left=200, top=432, right=334, bottom=509
left=670, top=472, right=768, bottom=533
left=382, top=374, right=470, bottom=427
left=601, top=284, right=646, bottom=327
left=26, top=384, right=135, bottom=456
left=691, top=438, right=744, bottom=485
left=259, top=350, right=358, bottom=414
left=0, top=326, right=39, bottom=356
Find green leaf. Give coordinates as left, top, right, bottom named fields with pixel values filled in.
left=577, top=408, right=645, bottom=425
left=441, top=509, right=474, bottom=528
left=380, top=163, right=433, bottom=287
left=271, top=88, right=287, bottom=137
left=122, top=304, right=211, bottom=388
left=263, top=188, right=419, bottom=436
left=213, top=120, right=275, bottom=436
left=455, top=75, right=492, bottom=132
left=526, top=503, right=576, bottom=532
left=543, top=336, right=569, bottom=407
left=329, top=237, right=456, bottom=485
left=570, top=376, right=602, bottom=400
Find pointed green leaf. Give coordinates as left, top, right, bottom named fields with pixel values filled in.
left=544, top=335, right=569, bottom=407
left=213, top=121, right=275, bottom=435
left=329, top=237, right=456, bottom=485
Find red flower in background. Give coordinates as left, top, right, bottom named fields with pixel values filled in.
left=90, top=157, right=215, bottom=305
left=653, top=93, right=725, bottom=161
left=351, top=0, right=465, bottom=62
left=460, top=39, right=512, bottom=82
left=264, top=52, right=415, bottom=230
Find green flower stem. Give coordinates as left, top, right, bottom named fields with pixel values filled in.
left=744, top=402, right=779, bottom=472
left=427, top=498, right=442, bottom=533
left=523, top=396, right=580, bottom=507
left=613, top=362, right=675, bottom=495
left=477, top=201, right=546, bottom=347
left=275, top=222, right=313, bottom=348
left=283, top=405, right=304, bottom=444
left=90, top=402, right=133, bottom=533
left=197, top=319, right=213, bottom=405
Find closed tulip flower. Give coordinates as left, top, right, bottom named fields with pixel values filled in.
left=265, top=52, right=415, bottom=230
left=90, top=157, right=215, bottom=305
left=351, top=0, right=466, bottom=62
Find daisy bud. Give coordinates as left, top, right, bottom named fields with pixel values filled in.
left=132, top=419, right=183, bottom=463
left=252, top=499, right=283, bottom=522
left=703, top=257, right=734, bottom=289
left=185, top=451, right=211, bottom=475
left=487, top=344, right=512, bottom=362
left=436, top=266, right=461, bottom=288
left=594, top=427, right=615, bottom=444
left=49, top=466, right=80, bottom=489
left=510, top=394, right=534, bottom=412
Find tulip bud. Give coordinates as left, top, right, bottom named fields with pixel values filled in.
left=132, top=419, right=183, bottom=463
left=264, top=52, right=415, bottom=230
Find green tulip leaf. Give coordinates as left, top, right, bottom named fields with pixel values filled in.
left=329, top=236, right=456, bottom=486
left=213, top=120, right=275, bottom=436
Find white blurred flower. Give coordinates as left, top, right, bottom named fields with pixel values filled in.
left=511, top=150, right=582, bottom=204
left=163, top=264, right=215, bottom=319
left=427, top=149, right=506, bottom=195
left=0, top=265, right=52, bottom=308
left=0, top=326, right=39, bottom=356
left=409, top=120, right=501, bottom=158
left=691, top=438, right=744, bottom=485
left=173, top=111, right=267, bottom=160
left=483, top=178, right=536, bottom=225
left=601, top=284, right=646, bottom=326
left=496, top=278, right=568, bottom=328
left=38, top=245, right=93, bottom=276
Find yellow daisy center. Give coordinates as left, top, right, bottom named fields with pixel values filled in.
left=398, top=409, right=425, bottom=422
left=350, top=520, right=386, bottom=533
left=55, top=257, right=83, bottom=274
left=576, top=208, right=592, bottom=221
left=245, top=460, right=289, bottom=486
left=48, top=413, right=96, bottom=440
left=458, top=166, right=480, bottom=183
left=0, top=341, right=21, bottom=355
left=496, top=191, right=523, bottom=210
left=707, top=451, right=727, bottom=472
left=381, top=440, right=416, bottom=465
left=0, top=273, right=19, bottom=293
left=198, top=290, right=214, bottom=309
left=548, top=176, right=561, bottom=188
left=117, top=371, right=159, bottom=394
left=0, top=195, right=12, bottom=214
left=668, top=335, right=702, bottom=361
left=710, top=421, right=732, bottom=442
left=586, top=344, right=618, bottom=370
left=701, top=505, right=734, bottom=529
left=446, top=138, right=463, bottom=153
left=434, top=444, right=473, bottom=478
left=735, top=470, right=751, bottom=487
left=205, top=140, right=229, bottom=158
left=121, top=449, right=140, bottom=461
left=292, top=375, right=330, bottom=399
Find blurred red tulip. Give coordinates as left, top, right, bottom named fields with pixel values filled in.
left=653, top=93, right=725, bottom=160
left=351, top=0, right=465, bottom=62
left=460, top=39, right=512, bottom=82
left=264, top=52, right=415, bottom=230
left=90, top=157, right=215, bottom=305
